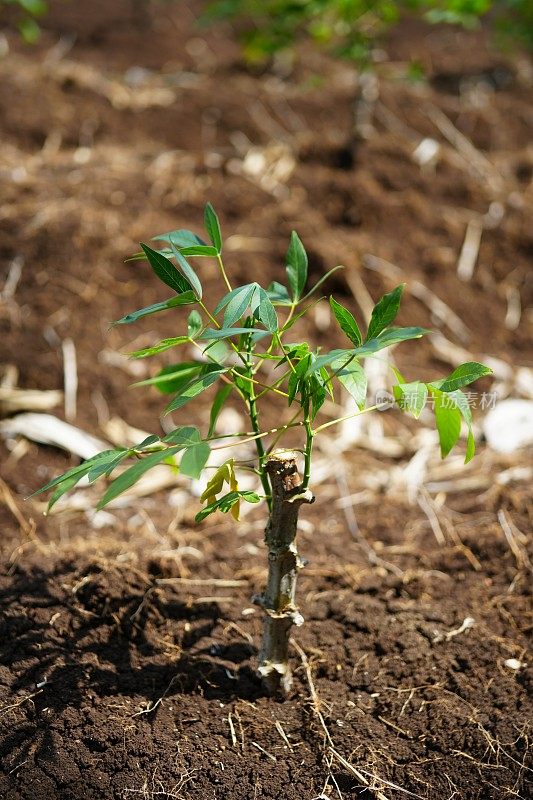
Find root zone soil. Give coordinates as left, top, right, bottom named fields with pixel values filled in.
left=0, top=2, right=532, bottom=798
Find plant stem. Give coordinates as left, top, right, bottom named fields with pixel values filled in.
left=217, top=254, right=232, bottom=293
left=255, top=451, right=314, bottom=695
left=302, top=410, right=314, bottom=490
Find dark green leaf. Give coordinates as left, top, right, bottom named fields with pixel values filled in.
left=97, top=447, right=181, bottom=509
left=366, top=284, right=405, bottom=342
left=330, top=296, right=362, bottom=346
left=188, top=310, right=203, bottom=338
left=180, top=442, right=211, bottom=479
left=140, top=243, right=192, bottom=294
left=331, top=357, right=367, bottom=408
left=208, top=384, right=233, bottom=437
left=169, top=241, right=203, bottom=299
left=134, top=362, right=204, bottom=395
left=204, top=203, right=222, bottom=252
left=437, top=362, right=492, bottom=393
left=112, top=292, right=196, bottom=326
left=164, top=366, right=228, bottom=414
left=129, top=337, right=190, bottom=359
left=286, top=231, right=308, bottom=301
left=195, top=490, right=260, bottom=523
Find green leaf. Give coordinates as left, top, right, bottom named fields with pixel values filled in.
left=153, top=229, right=206, bottom=247
left=200, top=327, right=267, bottom=341
left=188, top=310, right=203, bottom=338
left=128, top=337, right=190, bottom=359
left=204, top=203, right=222, bottom=252
left=195, top=490, right=260, bottom=523
left=134, top=362, right=204, bottom=394
left=164, top=366, right=228, bottom=414
left=162, top=426, right=201, bottom=447
left=208, top=384, right=233, bottom=437
left=432, top=388, right=462, bottom=458
left=178, top=245, right=219, bottom=257
left=140, top=243, right=192, bottom=295
left=305, top=348, right=352, bottom=377
left=223, top=284, right=256, bottom=328
left=251, top=286, right=278, bottom=332
left=97, top=447, right=181, bottom=509
left=286, top=231, right=308, bottom=301
left=87, top=450, right=131, bottom=482
left=357, top=326, right=428, bottom=356
left=309, top=375, right=326, bottom=420
left=330, top=296, right=362, bottom=346
left=366, top=284, right=405, bottom=342
left=112, top=292, right=196, bottom=325
left=30, top=450, right=126, bottom=502
left=465, top=429, right=476, bottom=463
left=437, top=362, right=492, bottom=393
left=169, top=241, right=203, bottom=299
left=266, top=281, right=292, bottom=306
left=331, top=357, right=367, bottom=408
left=393, top=381, right=428, bottom=418
left=180, top=442, right=211, bottom=479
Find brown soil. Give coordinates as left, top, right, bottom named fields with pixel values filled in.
left=0, top=2, right=532, bottom=799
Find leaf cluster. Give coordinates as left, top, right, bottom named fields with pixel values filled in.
left=34, top=203, right=492, bottom=520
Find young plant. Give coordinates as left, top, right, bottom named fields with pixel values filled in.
left=34, top=204, right=491, bottom=694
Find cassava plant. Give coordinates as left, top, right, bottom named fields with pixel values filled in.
left=34, top=204, right=491, bottom=694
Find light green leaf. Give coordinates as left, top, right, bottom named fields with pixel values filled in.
left=112, top=292, right=196, bottom=326
left=162, top=426, right=201, bottom=447
left=431, top=388, right=462, bottom=458
left=393, top=381, right=428, bottom=418
left=180, top=442, right=211, bottom=479
left=331, top=357, right=367, bottom=408
left=153, top=229, right=206, bottom=247
left=286, top=231, right=308, bottom=301
left=366, top=284, right=405, bottom=342
left=330, top=296, right=362, bottom=346
left=266, top=281, right=292, bottom=306
left=195, top=490, right=260, bottom=523
left=97, top=447, right=180, bottom=509
left=128, top=337, right=190, bottom=359
left=204, top=202, right=222, bottom=252
left=437, top=362, right=492, bottom=393
left=140, top=243, right=192, bottom=295
left=188, top=310, right=203, bottom=338
left=178, top=245, right=218, bottom=257
left=200, top=327, right=267, bottom=341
